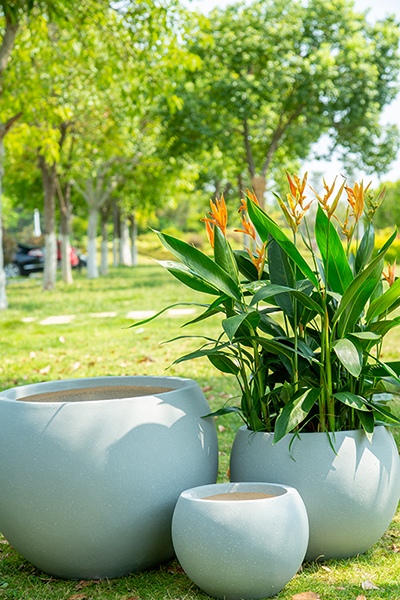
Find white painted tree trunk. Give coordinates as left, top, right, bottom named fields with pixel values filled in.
left=43, top=232, right=57, bottom=290
left=100, top=239, right=108, bottom=275
left=120, top=217, right=132, bottom=266
left=113, top=238, right=120, bottom=267
left=131, top=213, right=138, bottom=267
left=60, top=234, right=73, bottom=284
left=87, top=208, right=99, bottom=278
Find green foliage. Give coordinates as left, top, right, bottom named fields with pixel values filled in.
left=132, top=175, right=400, bottom=440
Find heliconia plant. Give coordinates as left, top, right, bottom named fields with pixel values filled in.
left=131, top=173, right=400, bottom=441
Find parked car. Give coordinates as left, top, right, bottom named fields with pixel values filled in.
left=4, top=242, right=86, bottom=278
left=4, top=244, right=44, bottom=277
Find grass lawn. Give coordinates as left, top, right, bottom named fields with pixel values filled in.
left=1, top=264, right=400, bottom=599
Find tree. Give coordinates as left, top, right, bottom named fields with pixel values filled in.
left=165, top=0, right=400, bottom=206
left=1, top=0, right=194, bottom=298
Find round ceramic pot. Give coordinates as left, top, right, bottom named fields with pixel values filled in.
left=0, top=376, right=218, bottom=579
left=230, top=425, right=400, bottom=561
left=172, top=482, right=309, bottom=600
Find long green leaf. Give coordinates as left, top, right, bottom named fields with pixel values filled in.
left=158, top=261, right=221, bottom=295
left=333, top=392, right=370, bottom=411
left=273, top=387, right=321, bottom=444
left=208, top=354, right=240, bottom=375
left=222, top=311, right=261, bottom=341
left=355, top=222, right=375, bottom=274
left=250, top=283, right=324, bottom=315
left=332, top=338, right=363, bottom=377
left=268, top=235, right=294, bottom=317
left=333, top=228, right=397, bottom=336
left=366, top=277, right=400, bottom=323
left=156, top=230, right=242, bottom=302
left=315, top=205, right=353, bottom=294
left=247, top=199, right=319, bottom=287
left=213, top=226, right=240, bottom=285
left=358, top=410, right=375, bottom=442
left=369, top=316, right=400, bottom=337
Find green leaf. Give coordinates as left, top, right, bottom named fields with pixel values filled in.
left=364, top=400, right=400, bottom=425
left=127, top=302, right=198, bottom=329
left=358, top=410, right=375, bottom=442
left=333, top=228, right=397, bottom=336
left=273, top=387, right=321, bottom=444
left=222, top=311, right=261, bottom=341
left=182, top=295, right=230, bottom=327
left=366, top=277, right=400, bottom=323
left=213, top=226, right=240, bottom=285
left=362, top=359, right=400, bottom=382
left=355, top=222, right=375, bottom=274
left=348, top=331, right=381, bottom=340
left=208, top=354, right=240, bottom=375
left=369, top=316, right=400, bottom=337
left=203, top=406, right=242, bottom=418
left=158, top=261, right=221, bottom=295
left=332, top=338, right=363, bottom=377
left=247, top=198, right=319, bottom=287
left=267, top=235, right=295, bottom=317
left=315, top=205, right=353, bottom=294
left=333, top=392, right=370, bottom=411
left=234, top=250, right=264, bottom=281
left=156, top=230, right=242, bottom=302
left=250, top=283, right=324, bottom=315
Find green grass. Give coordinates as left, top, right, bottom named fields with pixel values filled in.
left=1, top=264, right=400, bottom=599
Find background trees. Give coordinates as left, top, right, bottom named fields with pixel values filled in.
left=165, top=0, right=400, bottom=205
left=1, top=0, right=400, bottom=307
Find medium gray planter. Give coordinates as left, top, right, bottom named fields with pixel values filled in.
left=172, top=482, right=309, bottom=600
left=0, top=376, right=218, bottom=579
left=230, top=425, right=400, bottom=561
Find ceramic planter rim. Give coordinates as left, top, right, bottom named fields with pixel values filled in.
left=0, top=375, right=197, bottom=405
left=178, top=481, right=300, bottom=503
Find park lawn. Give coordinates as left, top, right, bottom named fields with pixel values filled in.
left=0, top=264, right=400, bottom=599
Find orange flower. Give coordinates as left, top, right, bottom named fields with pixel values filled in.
left=205, top=221, right=214, bottom=249
left=235, top=210, right=257, bottom=242
left=276, top=172, right=312, bottom=233
left=383, top=261, right=396, bottom=287
left=345, top=181, right=370, bottom=223
left=246, top=241, right=267, bottom=279
left=201, top=194, right=228, bottom=236
left=310, top=177, right=344, bottom=218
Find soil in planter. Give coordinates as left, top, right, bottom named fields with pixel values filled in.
left=16, top=385, right=174, bottom=403
left=202, top=492, right=277, bottom=501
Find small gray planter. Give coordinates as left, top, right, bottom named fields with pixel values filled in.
left=172, top=482, right=309, bottom=600
left=230, top=425, right=400, bottom=561
left=0, top=376, right=218, bottom=579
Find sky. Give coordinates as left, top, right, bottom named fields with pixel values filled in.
left=181, top=0, right=400, bottom=187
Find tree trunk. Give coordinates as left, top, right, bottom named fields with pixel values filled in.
left=0, top=132, right=8, bottom=310
left=87, top=207, right=99, bottom=279
left=130, top=213, right=138, bottom=267
left=120, top=216, right=132, bottom=266
left=113, top=200, right=121, bottom=267
left=100, top=201, right=112, bottom=276
left=251, top=175, right=266, bottom=208
left=39, top=155, right=57, bottom=291
left=57, top=181, right=73, bottom=284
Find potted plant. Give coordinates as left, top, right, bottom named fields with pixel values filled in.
left=133, top=173, right=400, bottom=560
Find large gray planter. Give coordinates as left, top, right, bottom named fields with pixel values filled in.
left=230, top=425, right=400, bottom=561
left=172, top=482, right=309, bottom=600
left=0, top=376, right=218, bottom=579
